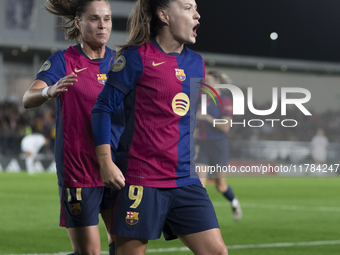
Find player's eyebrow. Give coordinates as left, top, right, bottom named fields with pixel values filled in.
left=88, top=14, right=111, bottom=18
left=182, top=3, right=198, bottom=10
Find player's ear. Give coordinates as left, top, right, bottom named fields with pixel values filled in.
left=158, top=9, right=169, bottom=25
left=74, top=17, right=81, bottom=32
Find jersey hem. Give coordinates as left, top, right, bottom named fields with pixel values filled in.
left=125, top=178, right=201, bottom=188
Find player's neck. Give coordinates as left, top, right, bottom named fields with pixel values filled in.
left=80, top=43, right=106, bottom=60
left=156, top=34, right=184, bottom=54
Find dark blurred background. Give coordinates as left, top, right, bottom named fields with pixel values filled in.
left=192, top=0, right=340, bottom=62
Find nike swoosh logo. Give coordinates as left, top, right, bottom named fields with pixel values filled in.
left=74, top=67, right=88, bottom=73
left=152, top=61, right=166, bottom=67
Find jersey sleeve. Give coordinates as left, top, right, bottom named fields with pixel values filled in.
left=92, top=84, right=125, bottom=147
left=221, top=96, right=233, bottom=116
left=92, top=47, right=143, bottom=149
left=35, top=51, right=67, bottom=86
left=106, top=47, right=143, bottom=95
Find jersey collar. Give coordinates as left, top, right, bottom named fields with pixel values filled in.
left=75, top=44, right=105, bottom=62
left=151, top=37, right=185, bottom=57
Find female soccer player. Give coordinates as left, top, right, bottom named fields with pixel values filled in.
left=195, top=70, right=242, bottom=220
left=23, top=1, right=117, bottom=254
left=92, top=0, right=228, bottom=254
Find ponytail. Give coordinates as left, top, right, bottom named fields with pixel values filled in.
left=116, top=0, right=175, bottom=56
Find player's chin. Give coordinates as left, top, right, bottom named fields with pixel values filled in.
left=185, top=37, right=197, bottom=44
left=95, top=37, right=109, bottom=46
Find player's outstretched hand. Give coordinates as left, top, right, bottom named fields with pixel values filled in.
left=48, top=72, right=78, bottom=97
left=99, top=162, right=125, bottom=190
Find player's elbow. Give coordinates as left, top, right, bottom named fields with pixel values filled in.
left=22, top=93, right=30, bottom=109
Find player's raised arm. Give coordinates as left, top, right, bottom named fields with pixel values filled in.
left=23, top=73, right=77, bottom=109
left=22, top=1, right=120, bottom=254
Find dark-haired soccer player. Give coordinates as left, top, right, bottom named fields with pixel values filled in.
left=91, top=0, right=228, bottom=254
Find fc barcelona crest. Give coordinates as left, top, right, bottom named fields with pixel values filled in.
left=125, top=211, right=139, bottom=225
left=70, top=202, right=81, bottom=215
left=97, top=74, right=107, bottom=85
left=175, top=68, right=186, bottom=81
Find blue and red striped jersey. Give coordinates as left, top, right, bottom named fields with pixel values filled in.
left=36, top=45, right=115, bottom=188
left=197, top=94, right=233, bottom=140
left=93, top=39, right=204, bottom=188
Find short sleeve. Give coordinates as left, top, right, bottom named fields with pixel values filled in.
left=106, top=47, right=143, bottom=95
left=35, top=51, right=67, bottom=86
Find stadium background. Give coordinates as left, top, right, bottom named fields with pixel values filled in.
left=0, top=0, right=339, bottom=254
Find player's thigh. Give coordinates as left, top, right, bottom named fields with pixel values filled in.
left=197, top=139, right=229, bottom=164
left=59, top=187, right=106, bottom=253
left=67, top=226, right=101, bottom=255
left=113, top=184, right=170, bottom=240
left=179, top=228, right=228, bottom=255
left=213, top=177, right=228, bottom=192
left=213, top=139, right=229, bottom=166
left=166, top=183, right=219, bottom=237
left=101, top=209, right=114, bottom=244
left=115, top=235, right=148, bottom=255
left=59, top=186, right=105, bottom=228
left=100, top=187, right=119, bottom=244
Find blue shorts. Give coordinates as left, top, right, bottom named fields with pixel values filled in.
left=59, top=186, right=118, bottom=228
left=112, top=183, right=219, bottom=240
left=195, top=139, right=229, bottom=166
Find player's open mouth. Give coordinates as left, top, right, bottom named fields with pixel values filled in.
left=193, top=23, right=200, bottom=36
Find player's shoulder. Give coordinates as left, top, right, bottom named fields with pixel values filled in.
left=105, top=46, right=116, bottom=58
left=120, top=45, right=140, bottom=55
left=110, top=46, right=142, bottom=72
left=116, top=46, right=141, bottom=61
left=38, top=49, right=66, bottom=73
left=47, top=49, right=67, bottom=62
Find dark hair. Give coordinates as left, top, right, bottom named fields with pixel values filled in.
left=117, top=0, right=175, bottom=56
left=45, top=0, right=110, bottom=43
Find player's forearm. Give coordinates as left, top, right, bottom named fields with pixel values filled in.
left=23, top=88, right=49, bottom=109
left=23, top=80, right=51, bottom=109
left=95, top=144, right=125, bottom=190
left=95, top=144, right=113, bottom=167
